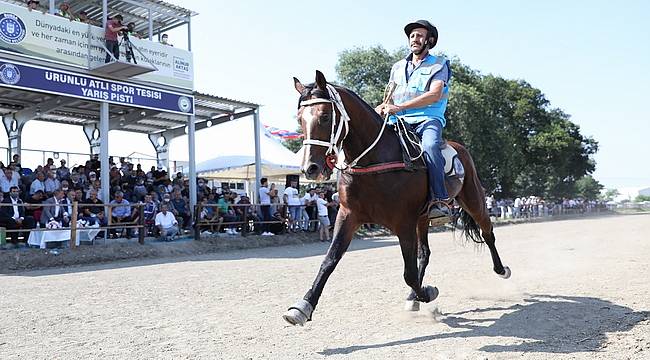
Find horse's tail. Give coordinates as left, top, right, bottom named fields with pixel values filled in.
left=454, top=208, right=484, bottom=244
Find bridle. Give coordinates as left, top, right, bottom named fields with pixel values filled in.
left=299, top=84, right=392, bottom=171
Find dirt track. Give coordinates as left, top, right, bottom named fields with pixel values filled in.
left=1, top=214, right=649, bottom=359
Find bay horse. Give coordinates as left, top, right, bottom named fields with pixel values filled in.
left=283, top=71, right=511, bottom=326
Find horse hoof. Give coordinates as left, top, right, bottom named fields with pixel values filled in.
left=424, top=285, right=439, bottom=302
left=282, top=300, right=313, bottom=326
left=498, top=266, right=511, bottom=279
left=283, top=308, right=308, bottom=326
left=404, top=300, right=420, bottom=311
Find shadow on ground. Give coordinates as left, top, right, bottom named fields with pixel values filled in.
left=319, top=294, right=649, bottom=356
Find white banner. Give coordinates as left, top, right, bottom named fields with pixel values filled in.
left=0, top=2, right=193, bottom=90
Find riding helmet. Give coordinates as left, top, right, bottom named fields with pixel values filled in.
left=404, top=20, right=438, bottom=48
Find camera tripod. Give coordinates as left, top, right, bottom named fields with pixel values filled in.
left=121, top=33, right=137, bottom=64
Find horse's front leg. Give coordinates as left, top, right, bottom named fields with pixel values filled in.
left=398, top=224, right=438, bottom=311
left=283, top=207, right=358, bottom=326
left=405, top=217, right=438, bottom=311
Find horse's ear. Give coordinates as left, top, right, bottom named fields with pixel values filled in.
left=315, top=70, right=327, bottom=89
left=293, top=77, right=306, bottom=94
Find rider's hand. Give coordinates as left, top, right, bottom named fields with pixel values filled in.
left=374, top=103, right=386, bottom=115
left=383, top=104, right=402, bottom=115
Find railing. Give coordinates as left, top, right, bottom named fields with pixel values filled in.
left=0, top=202, right=145, bottom=248
left=194, top=203, right=324, bottom=238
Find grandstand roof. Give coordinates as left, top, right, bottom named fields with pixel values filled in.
left=0, top=87, right=259, bottom=134
left=3, top=0, right=197, bottom=38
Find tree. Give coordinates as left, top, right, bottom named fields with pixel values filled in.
left=282, top=128, right=303, bottom=153
left=601, top=188, right=620, bottom=202
left=574, top=175, right=604, bottom=200
left=335, top=45, right=407, bottom=106
left=634, top=194, right=650, bottom=203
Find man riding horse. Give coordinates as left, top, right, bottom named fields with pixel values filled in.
left=375, top=19, right=451, bottom=219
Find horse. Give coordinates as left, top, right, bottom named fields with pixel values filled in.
left=282, top=70, right=511, bottom=326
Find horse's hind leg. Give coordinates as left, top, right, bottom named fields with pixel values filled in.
left=283, top=207, right=359, bottom=326
left=405, top=217, right=438, bottom=311
left=457, top=195, right=511, bottom=279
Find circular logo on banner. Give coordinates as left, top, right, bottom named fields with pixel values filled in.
left=0, top=13, right=26, bottom=44
left=0, top=63, right=21, bottom=85
left=178, top=96, right=192, bottom=113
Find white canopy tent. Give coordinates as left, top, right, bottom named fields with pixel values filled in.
left=193, top=119, right=301, bottom=180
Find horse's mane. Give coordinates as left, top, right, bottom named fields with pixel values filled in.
left=298, top=83, right=385, bottom=126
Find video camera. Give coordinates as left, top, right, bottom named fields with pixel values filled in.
left=121, top=22, right=136, bottom=38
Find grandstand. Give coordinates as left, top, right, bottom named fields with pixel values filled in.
left=0, top=0, right=261, bottom=215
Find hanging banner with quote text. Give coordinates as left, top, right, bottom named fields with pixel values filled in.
left=0, top=2, right=193, bottom=90
left=0, top=60, right=194, bottom=115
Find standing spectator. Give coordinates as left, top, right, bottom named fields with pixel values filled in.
left=316, top=190, right=334, bottom=242
left=0, top=186, right=35, bottom=247
left=0, top=168, right=20, bottom=195
left=283, top=180, right=301, bottom=232
left=301, top=188, right=317, bottom=231
left=56, top=2, right=76, bottom=21
left=26, top=0, right=46, bottom=13
left=104, top=14, right=127, bottom=63
left=109, top=191, right=133, bottom=238
left=160, top=33, right=173, bottom=47
left=258, top=178, right=273, bottom=236
left=155, top=203, right=178, bottom=241
left=78, top=10, right=97, bottom=25
left=56, top=159, right=70, bottom=180
left=44, top=171, right=60, bottom=195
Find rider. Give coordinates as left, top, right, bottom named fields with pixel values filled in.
left=375, top=20, right=451, bottom=218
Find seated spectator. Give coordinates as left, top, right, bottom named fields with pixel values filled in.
left=81, top=189, right=104, bottom=226
left=44, top=171, right=60, bottom=196
left=69, top=172, right=84, bottom=191
left=170, top=190, right=190, bottom=229
left=218, top=192, right=239, bottom=235
left=29, top=172, right=46, bottom=195
left=25, top=190, right=44, bottom=222
left=0, top=167, right=19, bottom=196
left=0, top=186, right=36, bottom=247
left=198, top=198, right=221, bottom=234
left=109, top=191, right=135, bottom=239
left=142, top=194, right=157, bottom=235
left=155, top=203, right=178, bottom=241
left=132, top=178, right=148, bottom=202
left=40, top=189, right=70, bottom=227
left=235, top=194, right=259, bottom=233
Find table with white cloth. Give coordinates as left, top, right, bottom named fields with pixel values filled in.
left=27, top=224, right=101, bottom=249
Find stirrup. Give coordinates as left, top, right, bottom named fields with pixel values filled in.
left=427, top=199, right=452, bottom=219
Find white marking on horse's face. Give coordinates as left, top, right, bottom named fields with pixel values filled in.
left=300, top=106, right=315, bottom=170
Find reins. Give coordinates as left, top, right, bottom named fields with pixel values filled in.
left=299, top=82, right=423, bottom=174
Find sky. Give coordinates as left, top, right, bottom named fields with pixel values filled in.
left=5, top=0, right=650, bottom=190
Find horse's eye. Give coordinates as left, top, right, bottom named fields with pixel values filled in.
left=320, top=113, right=331, bottom=123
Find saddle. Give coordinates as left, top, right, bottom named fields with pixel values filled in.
left=391, top=118, right=465, bottom=180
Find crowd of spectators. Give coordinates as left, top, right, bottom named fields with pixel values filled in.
left=486, top=195, right=607, bottom=220
left=0, top=154, right=197, bottom=248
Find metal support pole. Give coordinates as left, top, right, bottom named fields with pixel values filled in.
left=253, top=107, right=262, bottom=202
left=188, top=114, right=197, bottom=219
left=148, top=8, right=153, bottom=41
left=100, top=102, right=110, bottom=204
left=102, top=0, right=108, bottom=29
left=187, top=17, right=192, bottom=52
left=49, top=0, right=55, bottom=14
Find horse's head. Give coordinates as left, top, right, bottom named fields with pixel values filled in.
left=294, top=70, right=348, bottom=181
